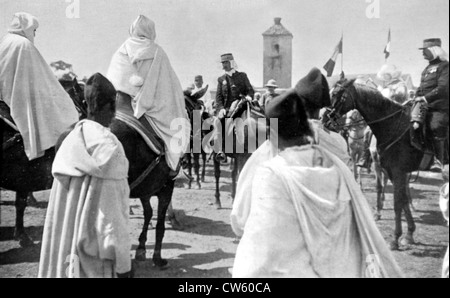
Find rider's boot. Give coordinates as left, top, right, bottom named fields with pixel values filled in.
left=430, top=138, right=446, bottom=172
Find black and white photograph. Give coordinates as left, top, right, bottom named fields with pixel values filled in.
left=0, top=0, right=448, bottom=281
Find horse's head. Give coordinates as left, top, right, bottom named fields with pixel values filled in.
left=59, top=78, right=87, bottom=120
left=328, top=78, right=357, bottom=124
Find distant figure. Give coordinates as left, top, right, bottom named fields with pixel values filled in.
left=260, top=79, right=280, bottom=109
left=231, top=68, right=403, bottom=278
left=107, top=15, right=190, bottom=172
left=415, top=38, right=449, bottom=167
left=0, top=12, right=78, bottom=160
left=191, top=75, right=213, bottom=115
left=254, top=92, right=262, bottom=106
left=39, top=74, right=132, bottom=278
left=377, top=64, right=408, bottom=104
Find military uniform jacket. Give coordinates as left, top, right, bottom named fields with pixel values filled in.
left=416, top=59, right=449, bottom=113
left=216, top=71, right=254, bottom=112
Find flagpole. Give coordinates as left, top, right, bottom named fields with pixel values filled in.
left=385, top=27, right=391, bottom=63
left=341, top=31, right=344, bottom=74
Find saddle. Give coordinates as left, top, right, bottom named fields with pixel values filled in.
left=0, top=101, right=22, bottom=152
left=403, top=101, right=436, bottom=170
left=0, top=101, right=18, bottom=132
left=115, top=92, right=165, bottom=156
left=406, top=101, right=434, bottom=154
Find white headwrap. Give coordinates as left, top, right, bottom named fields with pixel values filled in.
left=377, top=64, right=402, bottom=82
left=428, top=46, right=449, bottom=61
left=7, top=12, right=39, bottom=44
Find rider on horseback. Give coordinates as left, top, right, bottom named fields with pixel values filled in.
left=214, top=53, right=254, bottom=159
left=415, top=38, right=449, bottom=168
left=0, top=12, right=79, bottom=160
left=107, top=15, right=190, bottom=173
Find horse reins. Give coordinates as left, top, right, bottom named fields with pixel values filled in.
left=334, top=83, right=410, bottom=156
left=331, top=84, right=405, bottom=129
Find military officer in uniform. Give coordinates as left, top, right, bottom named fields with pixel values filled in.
left=216, top=53, right=254, bottom=119
left=214, top=53, right=254, bottom=158
left=415, top=38, right=449, bottom=167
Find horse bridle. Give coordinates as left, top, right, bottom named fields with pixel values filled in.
left=328, top=82, right=357, bottom=128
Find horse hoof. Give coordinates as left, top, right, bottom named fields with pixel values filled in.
left=184, top=184, right=191, bottom=190
left=170, top=218, right=184, bottom=231
left=401, top=235, right=415, bottom=246
left=135, top=249, right=147, bottom=262
left=153, top=258, right=169, bottom=270
left=27, top=197, right=39, bottom=208
left=14, top=230, right=34, bottom=247
left=374, top=214, right=381, bottom=221
left=215, top=202, right=222, bottom=210
left=195, top=183, right=201, bottom=190
left=16, top=234, right=34, bottom=247
left=390, top=241, right=400, bottom=251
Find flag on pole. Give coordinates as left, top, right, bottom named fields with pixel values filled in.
left=384, top=29, right=391, bottom=60
left=324, top=37, right=343, bottom=77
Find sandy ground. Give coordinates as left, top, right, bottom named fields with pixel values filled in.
left=0, top=162, right=448, bottom=278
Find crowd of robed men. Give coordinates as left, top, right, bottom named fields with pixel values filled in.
left=0, top=12, right=448, bottom=278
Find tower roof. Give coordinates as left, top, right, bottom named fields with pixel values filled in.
left=262, top=18, right=293, bottom=37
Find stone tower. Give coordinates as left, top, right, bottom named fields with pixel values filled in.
left=262, top=18, right=293, bottom=88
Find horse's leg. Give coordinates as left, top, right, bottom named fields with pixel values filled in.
left=201, top=151, right=207, bottom=183
left=406, top=174, right=416, bottom=212
left=231, top=157, right=238, bottom=201
left=153, top=180, right=174, bottom=269
left=193, top=153, right=201, bottom=189
left=14, top=191, right=34, bottom=247
left=402, top=179, right=416, bottom=246
left=213, top=155, right=222, bottom=209
left=136, top=196, right=152, bottom=261
left=184, top=154, right=192, bottom=189
left=390, top=171, right=409, bottom=251
left=374, top=161, right=384, bottom=221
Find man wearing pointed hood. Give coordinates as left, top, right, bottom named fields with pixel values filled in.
left=230, top=68, right=403, bottom=278
left=39, top=73, right=132, bottom=278
left=0, top=12, right=79, bottom=160
left=107, top=15, right=190, bottom=172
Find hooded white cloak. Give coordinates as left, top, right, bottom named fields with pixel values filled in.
left=0, top=12, right=78, bottom=160
left=38, top=120, right=131, bottom=278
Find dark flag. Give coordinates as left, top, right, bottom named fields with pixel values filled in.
left=323, top=37, right=343, bottom=77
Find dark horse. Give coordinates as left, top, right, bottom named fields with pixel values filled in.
left=182, top=87, right=211, bottom=190
left=0, top=78, right=85, bottom=247
left=1, top=79, right=182, bottom=268
left=212, top=99, right=269, bottom=209
left=329, top=79, right=425, bottom=250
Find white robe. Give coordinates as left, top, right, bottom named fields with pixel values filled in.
left=0, top=33, right=79, bottom=160
left=107, top=22, right=190, bottom=171
left=232, top=145, right=403, bottom=278
left=440, top=183, right=449, bottom=278
left=38, top=120, right=131, bottom=278
left=231, top=120, right=351, bottom=237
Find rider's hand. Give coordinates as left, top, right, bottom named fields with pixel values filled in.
left=218, top=109, right=227, bottom=119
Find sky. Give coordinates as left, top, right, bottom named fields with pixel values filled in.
left=1, top=0, right=449, bottom=88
